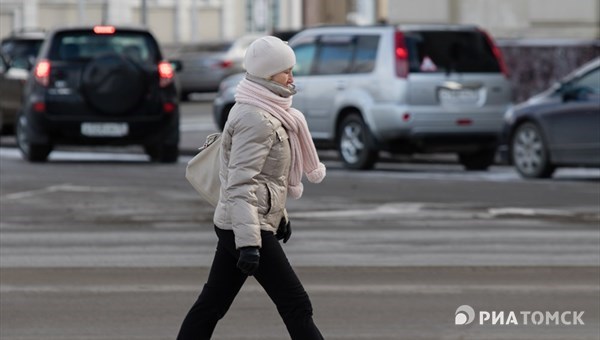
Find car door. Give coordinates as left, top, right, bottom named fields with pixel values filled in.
left=296, top=34, right=356, bottom=140
left=289, top=37, right=317, bottom=133
left=544, top=67, right=600, bottom=165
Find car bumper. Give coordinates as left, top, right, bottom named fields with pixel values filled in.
left=368, top=104, right=509, bottom=152
left=25, top=112, right=180, bottom=146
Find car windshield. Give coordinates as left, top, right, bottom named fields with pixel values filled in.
left=404, top=31, right=501, bottom=74
left=48, top=31, right=159, bottom=63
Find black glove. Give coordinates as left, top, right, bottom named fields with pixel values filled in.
left=276, top=217, right=292, bottom=243
left=237, top=246, right=260, bottom=275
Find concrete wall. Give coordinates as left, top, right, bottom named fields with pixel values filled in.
left=500, top=40, right=600, bottom=102
left=386, top=0, right=600, bottom=39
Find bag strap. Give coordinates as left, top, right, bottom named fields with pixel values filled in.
left=200, top=133, right=221, bottom=151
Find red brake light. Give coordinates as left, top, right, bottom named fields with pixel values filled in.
left=480, top=28, right=509, bottom=78
left=219, top=60, right=233, bottom=68
left=93, top=26, right=116, bottom=34
left=33, top=101, right=46, bottom=113
left=163, top=102, right=176, bottom=113
left=394, top=31, right=409, bottom=78
left=158, top=61, right=174, bottom=87
left=34, top=60, right=51, bottom=86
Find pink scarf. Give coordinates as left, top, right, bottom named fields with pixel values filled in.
left=235, top=77, right=326, bottom=199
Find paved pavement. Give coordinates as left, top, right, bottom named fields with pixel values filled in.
left=1, top=97, right=599, bottom=340
left=1, top=266, right=599, bottom=340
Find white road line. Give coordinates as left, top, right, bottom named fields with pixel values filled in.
left=2, top=183, right=116, bottom=200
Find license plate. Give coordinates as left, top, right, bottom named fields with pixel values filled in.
left=439, top=89, right=480, bottom=105
left=81, top=123, right=129, bottom=137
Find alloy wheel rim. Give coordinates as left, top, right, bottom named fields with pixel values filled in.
left=16, top=117, right=30, bottom=155
left=340, top=122, right=364, bottom=164
left=513, top=126, right=544, bottom=175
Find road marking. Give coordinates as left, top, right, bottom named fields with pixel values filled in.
left=3, top=183, right=116, bottom=200
left=291, top=203, right=599, bottom=221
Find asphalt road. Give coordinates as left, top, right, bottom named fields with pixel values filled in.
left=1, top=98, right=599, bottom=340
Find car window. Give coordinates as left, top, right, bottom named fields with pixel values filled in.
left=349, top=35, right=379, bottom=73
left=180, top=42, right=232, bottom=53
left=307, top=34, right=379, bottom=76
left=293, top=43, right=316, bottom=76
left=571, top=67, right=600, bottom=94
left=404, top=31, right=501, bottom=74
left=314, top=35, right=354, bottom=75
left=0, top=39, right=43, bottom=70
left=49, top=31, right=159, bottom=63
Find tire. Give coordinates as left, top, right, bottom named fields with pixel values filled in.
left=180, top=91, right=191, bottom=102
left=458, top=148, right=496, bottom=171
left=81, top=54, right=146, bottom=115
left=511, top=122, right=555, bottom=178
left=337, top=113, right=378, bottom=170
left=16, top=115, right=51, bottom=162
left=145, top=143, right=179, bottom=163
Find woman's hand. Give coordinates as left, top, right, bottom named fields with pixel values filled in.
left=276, top=217, right=292, bottom=243
left=237, top=247, right=260, bottom=275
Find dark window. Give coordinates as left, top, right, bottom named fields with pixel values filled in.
left=572, top=68, right=600, bottom=94
left=404, top=31, right=501, bottom=74
left=293, top=43, right=317, bottom=76
left=49, top=31, right=160, bottom=63
left=0, top=39, right=43, bottom=70
left=349, top=35, right=379, bottom=73
left=180, top=42, right=232, bottom=53
left=312, top=35, right=379, bottom=76
left=314, top=35, right=354, bottom=75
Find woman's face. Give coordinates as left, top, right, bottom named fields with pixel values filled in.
left=270, top=67, right=294, bottom=87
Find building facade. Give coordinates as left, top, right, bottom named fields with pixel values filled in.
left=2, top=0, right=598, bottom=44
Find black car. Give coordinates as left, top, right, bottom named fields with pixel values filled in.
left=503, top=57, right=600, bottom=178
left=16, top=25, right=181, bottom=162
left=0, top=29, right=46, bottom=134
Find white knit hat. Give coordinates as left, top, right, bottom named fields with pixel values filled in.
left=244, top=36, right=296, bottom=79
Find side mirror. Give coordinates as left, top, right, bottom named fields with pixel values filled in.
left=169, top=59, right=183, bottom=72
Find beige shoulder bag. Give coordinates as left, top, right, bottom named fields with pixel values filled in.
left=185, top=133, right=221, bottom=207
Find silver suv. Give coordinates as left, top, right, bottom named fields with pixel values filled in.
left=213, top=24, right=513, bottom=170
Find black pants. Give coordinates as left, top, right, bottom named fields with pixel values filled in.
left=177, top=226, right=324, bottom=340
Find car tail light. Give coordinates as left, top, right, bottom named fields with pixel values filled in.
left=480, top=28, right=509, bottom=78
left=163, top=102, right=176, bottom=113
left=394, top=31, right=409, bottom=78
left=93, top=26, right=116, bottom=34
left=34, top=59, right=51, bottom=87
left=33, top=101, right=46, bottom=113
left=158, top=61, right=174, bottom=87
left=219, top=60, right=233, bottom=68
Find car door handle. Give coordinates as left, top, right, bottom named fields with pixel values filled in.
left=336, top=81, right=346, bottom=90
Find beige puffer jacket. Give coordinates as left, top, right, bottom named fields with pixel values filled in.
left=213, top=103, right=291, bottom=249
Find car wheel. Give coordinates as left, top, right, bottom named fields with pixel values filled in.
left=458, top=148, right=496, bottom=171
left=337, top=113, right=378, bottom=170
left=511, top=122, right=555, bottom=178
left=16, top=115, right=51, bottom=162
left=180, top=91, right=191, bottom=102
left=145, top=143, right=179, bottom=163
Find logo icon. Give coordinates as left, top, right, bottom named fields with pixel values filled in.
left=455, top=305, right=476, bottom=325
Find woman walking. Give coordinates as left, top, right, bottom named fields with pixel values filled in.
left=177, top=36, right=326, bottom=340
